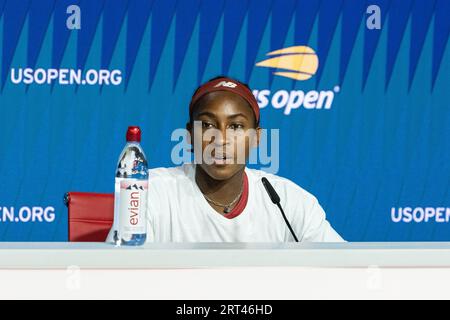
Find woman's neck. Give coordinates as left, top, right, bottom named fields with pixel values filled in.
left=195, top=165, right=245, bottom=204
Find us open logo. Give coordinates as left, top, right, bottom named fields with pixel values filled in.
left=254, top=45, right=339, bottom=115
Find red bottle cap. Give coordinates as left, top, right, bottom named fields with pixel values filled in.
left=126, top=126, right=141, bottom=142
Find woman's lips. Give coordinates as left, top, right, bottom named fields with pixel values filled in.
left=207, top=155, right=234, bottom=165
left=213, top=157, right=228, bottom=165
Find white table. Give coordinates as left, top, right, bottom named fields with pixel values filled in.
left=1, top=242, right=450, bottom=269
left=2, top=242, right=450, bottom=299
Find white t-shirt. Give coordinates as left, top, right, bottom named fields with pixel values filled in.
left=108, top=164, right=344, bottom=243
left=107, top=164, right=344, bottom=242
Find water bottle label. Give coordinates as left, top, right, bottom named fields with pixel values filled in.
left=119, top=179, right=148, bottom=241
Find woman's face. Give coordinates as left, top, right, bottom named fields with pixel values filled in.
left=188, top=91, right=261, bottom=181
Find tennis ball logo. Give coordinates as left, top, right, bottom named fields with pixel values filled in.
left=256, top=46, right=319, bottom=81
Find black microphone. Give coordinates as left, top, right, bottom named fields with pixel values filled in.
left=261, top=177, right=299, bottom=242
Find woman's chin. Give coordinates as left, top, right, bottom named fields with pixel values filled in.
left=200, top=163, right=241, bottom=181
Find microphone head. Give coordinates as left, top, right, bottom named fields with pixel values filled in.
left=261, top=177, right=281, bottom=204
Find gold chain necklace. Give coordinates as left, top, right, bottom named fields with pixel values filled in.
left=203, top=186, right=243, bottom=214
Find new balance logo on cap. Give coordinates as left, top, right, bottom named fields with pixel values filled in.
left=214, top=81, right=237, bottom=88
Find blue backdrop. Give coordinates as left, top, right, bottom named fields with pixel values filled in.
left=0, top=0, right=449, bottom=241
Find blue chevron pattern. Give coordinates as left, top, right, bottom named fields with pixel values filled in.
left=363, top=0, right=390, bottom=90
left=1, top=0, right=30, bottom=90
left=148, top=0, right=176, bottom=90
left=28, top=0, right=55, bottom=69
left=198, top=0, right=225, bottom=84
left=77, top=0, right=104, bottom=71
left=340, top=0, right=365, bottom=84
left=246, top=0, right=272, bottom=82
left=102, top=0, right=128, bottom=69
left=409, top=0, right=436, bottom=90
left=0, top=0, right=446, bottom=91
left=432, top=0, right=450, bottom=88
left=125, top=0, right=152, bottom=89
left=222, top=0, right=248, bottom=75
left=52, top=0, right=78, bottom=69
left=316, top=0, right=343, bottom=85
left=174, top=0, right=200, bottom=89
left=385, top=0, right=413, bottom=90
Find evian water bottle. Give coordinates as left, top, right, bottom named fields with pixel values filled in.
left=112, top=126, right=148, bottom=246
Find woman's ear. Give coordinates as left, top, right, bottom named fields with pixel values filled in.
left=248, top=126, right=262, bottom=149
left=254, top=126, right=262, bottom=148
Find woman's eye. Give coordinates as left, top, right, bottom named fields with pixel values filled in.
left=202, top=122, right=214, bottom=129
left=229, top=124, right=244, bottom=130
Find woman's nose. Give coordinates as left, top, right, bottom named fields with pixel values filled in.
left=213, top=126, right=231, bottom=146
